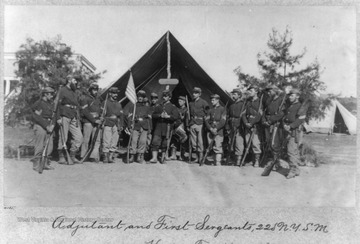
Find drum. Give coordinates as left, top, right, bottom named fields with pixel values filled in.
left=174, top=123, right=188, bottom=143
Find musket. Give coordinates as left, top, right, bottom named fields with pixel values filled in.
left=185, top=95, right=192, bottom=164
left=162, top=123, right=173, bottom=164
left=80, top=93, right=109, bottom=163
left=127, top=102, right=137, bottom=164
left=200, top=134, right=215, bottom=166
left=38, top=87, right=61, bottom=174
left=240, top=93, right=264, bottom=167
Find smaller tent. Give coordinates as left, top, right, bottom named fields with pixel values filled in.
left=305, top=99, right=357, bottom=135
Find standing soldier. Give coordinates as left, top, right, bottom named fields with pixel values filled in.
left=31, top=87, right=56, bottom=171
left=79, top=83, right=103, bottom=163
left=149, top=89, right=180, bottom=164
left=204, top=94, right=227, bottom=166
left=57, top=75, right=84, bottom=165
left=227, top=88, right=247, bottom=166
left=170, top=96, right=188, bottom=160
left=283, top=88, right=307, bottom=179
left=261, top=85, right=286, bottom=161
left=189, top=87, right=209, bottom=164
left=146, top=92, right=159, bottom=156
left=102, top=87, right=124, bottom=164
left=242, top=85, right=263, bottom=167
left=126, top=90, right=152, bottom=164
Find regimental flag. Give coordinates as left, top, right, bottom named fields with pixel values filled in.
left=125, top=72, right=137, bottom=104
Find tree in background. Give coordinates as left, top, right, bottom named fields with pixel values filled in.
left=5, top=35, right=105, bottom=126
left=234, top=27, right=333, bottom=120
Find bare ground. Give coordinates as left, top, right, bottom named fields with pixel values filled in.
left=2, top=127, right=357, bottom=208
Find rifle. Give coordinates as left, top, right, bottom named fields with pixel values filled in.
left=185, top=95, right=192, bottom=164
left=38, top=87, right=61, bottom=174
left=240, top=93, right=264, bottom=167
left=162, top=123, right=173, bottom=164
left=200, top=134, right=215, bottom=166
left=59, top=123, right=73, bottom=165
left=127, top=102, right=137, bottom=164
left=80, top=93, right=109, bottom=163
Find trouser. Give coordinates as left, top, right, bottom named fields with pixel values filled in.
left=58, top=116, right=83, bottom=151
left=245, top=126, right=262, bottom=155
left=151, top=134, right=169, bottom=151
left=34, top=124, right=53, bottom=158
left=81, top=122, right=101, bottom=159
left=102, top=125, right=119, bottom=153
left=207, top=133, right=224, bottom=154
left=130, top=128, right=148, bottom=154
left=190, top=124, right=204, bottom=152
left=287, top=136, right=302, bottom=168
left=234, top=130, right=245, bottom=156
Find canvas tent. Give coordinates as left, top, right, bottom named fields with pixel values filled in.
left=305, top=99, right=356, bottom=135
left=102, top=31, right=231, bottom=106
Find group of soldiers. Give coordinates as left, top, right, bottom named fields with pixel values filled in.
left=31, top=75, right=307, bottom=179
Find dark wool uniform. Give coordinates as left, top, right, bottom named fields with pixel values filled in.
left=79, top=92, right=103, bottom=160
left=102, top=99, right=124, bottom=153
left=242, top=97, right=262, bottom=156
left=32, top=99, right=55, bottom=159
left=205, top=104, right=227, bottom=159
left=127, top=102, right=151, bottom=154
left=189, top=97, right=209, bottom=152
left=151, top=101, right=180, bottom=150
left=228, top=99, right=247, bottom=157
left=57, top=86, right=83, bottom=152
left=262, top=94, right=286, bottom=153
left=283, top=100, right=307, bottom=176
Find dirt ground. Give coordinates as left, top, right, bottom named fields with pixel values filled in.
left=2, top=126, right=357, bottom=207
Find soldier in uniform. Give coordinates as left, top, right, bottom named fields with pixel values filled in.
left=189, top=87, right=209, bottom=164
left=149, top=89, right=180, bottom=164
left=227, top=88, right=247, bottom=166
left=170, top=96, right=188, bottom=160
left=242, top=85, right=263, bottom=167
left=205, top=94, right=227, bottom=166
left=146, top=92, right=159, bottom=155
left=79, top=83, right=103, bottom=163
left=126, top=90, right=152, bottom=164
left=31, top=86, right=56, bottom=171
left=102, top=87, right=124, bottom=163
left=261, top=85, right=286, bottom=160
left=283, top=88, right=307, bottom=179
left=57, top=75, right=83, bottom=165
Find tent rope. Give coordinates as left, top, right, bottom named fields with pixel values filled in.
left=166, top=32, right=171, bottom=79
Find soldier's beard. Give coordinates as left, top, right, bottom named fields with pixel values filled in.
left=70, top=83, right=77, bottom=91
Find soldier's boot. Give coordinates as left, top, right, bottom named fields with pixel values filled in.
left=253, top=154, right=260, bottom=168
left=198, top=152, right=204, bottom=165
left=128, top=154, right=135, bottom=164
left=58, top=150, right=67, bottom=165
left=160, top=152, right=167, bottom=164
left=32, top=158, right=40, bottom=171
left=108, top=152, right=115, bottom=164
left=170, top=147, right=177, bottom=160
left=70, top=150, right=81, bottom=164
left=190, top=153, right=198, bottom=164
left=215, top=154, right=222, bottom=166
left=235, top=155, right=242, bottom=166
left=44, top=159, right=54, bottom=170
left=103, top=153, right=109, bottom=164
left=149, top=151, right=159, bottom=164
left=286, top=166, right=299, bottom=179
left=138, top=154, right=145, bottom=164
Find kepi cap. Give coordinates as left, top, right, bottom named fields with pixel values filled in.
left=137, top=90, right=147, bottom=97
left=108, top=87, right=119, bottom=93
left=231, top=88, right=242, bottom=94
left=89, top=83, right=99, bottom=90
left=193, top=87, right=202, bottom=93
left=178, top=96, right=186, bottom=101
left=210, top=94, right=220, bottom=99
left=289, top=88, right=301, bottom=95
left=42, top=86, right=55, bottom=94
left=150, top=92, right=158, bottom=98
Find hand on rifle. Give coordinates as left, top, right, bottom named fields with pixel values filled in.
left=46, top=124, right=55, bottom=133
left=118, top=126, right=123, bottom=134
left=263, top=120, right=270, bottom=127
left=57, top=119, right=62, bottom=126
left=94, top=119, right=102, bottom=125
left=245, top=123, right=252, bottom=129
left=284, top=124, right=291, bottom=132
left=210, top=128, right=217, bottom=136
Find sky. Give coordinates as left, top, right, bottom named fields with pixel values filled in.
left=4, top=5, right=357, bottom=97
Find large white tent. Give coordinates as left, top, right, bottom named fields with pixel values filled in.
left=305, top=99, right=357, bottom=135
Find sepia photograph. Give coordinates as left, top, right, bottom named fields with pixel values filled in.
left=2, top=2, right=358, bottom=243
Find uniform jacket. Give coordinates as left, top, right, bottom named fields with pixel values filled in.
left=189, top=97, right=209, bottom=125
left=57, top=86, right=80, bottom=120
left=103, top=99, right=124, bottom=128
left=126, top=102, right=151, bottom=131
left=263, top=94, right=286, bottom=125
left=205, top=105, right=227, bottom=136
left=79, top=92, right=103, bottom=124
left=32, top=99, right=54, bottom=130
left=228, top=99, right=246, bottom=129
left=152, top=101, right=180, bottom=136
left=242, top=97, right=262, bottom=126
left=283, top=101, right=306, bottom=129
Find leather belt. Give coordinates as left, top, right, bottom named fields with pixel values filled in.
left=64, top=104, right=77, bottom=109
